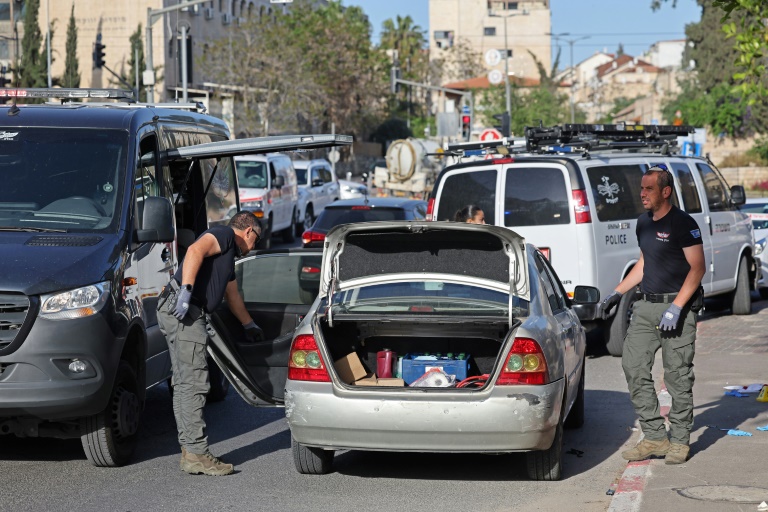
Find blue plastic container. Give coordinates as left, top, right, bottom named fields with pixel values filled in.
left=401, top=353, right=470, bottom=385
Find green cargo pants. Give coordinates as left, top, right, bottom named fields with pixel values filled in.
left=622, top=299, right=696, bottom=445
left=157, top=295, right=212, bottom=455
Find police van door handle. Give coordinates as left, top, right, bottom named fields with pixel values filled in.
left=161, top=247, right=171, bottom=262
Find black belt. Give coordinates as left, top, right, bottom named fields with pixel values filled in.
left=640, top=292, right=678, bottom=304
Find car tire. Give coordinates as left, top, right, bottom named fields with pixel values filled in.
left=207, top=357, right=230, bottom=402
left=526, top=404, right=564, bottom=481
left=297, top=206, right=313, bottom=237
left=730, top=256, right=751, bottom=315
left=258, top=218, right=272, bottom=249
left=564, top=362, right=585, bottom=429
left=80, top=361, right=141, bottom=467
left=282, top=209, right=296, bottom=243
left=292, top=436, right=334, bottom=475
left=604, top=291, right=636, bottom=357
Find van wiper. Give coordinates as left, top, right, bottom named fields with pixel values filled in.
left=0, top=226, right=68, bottom=233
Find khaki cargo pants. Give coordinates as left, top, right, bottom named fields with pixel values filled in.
left=157, top=295, right=212, bottom=455
left=622, top=299, right=696, bottom=445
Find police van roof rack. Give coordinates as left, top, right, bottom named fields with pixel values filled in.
left=0, top=88, right=136, bottom=103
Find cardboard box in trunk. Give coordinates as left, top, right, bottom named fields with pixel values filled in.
left=334, top=352, right=368, bottom=384
left=354, top=373, right=378, bottom=386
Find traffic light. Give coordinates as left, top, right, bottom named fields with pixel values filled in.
left=390, top=66, right=401, bottom=94
left=461, top=114, right=471, bottom=141
left=93, top=40, right=106, bottom=69
left=493, top=112, right=510, bottom=137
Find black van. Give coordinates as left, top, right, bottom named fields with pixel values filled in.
left=0, top=88, right=351, bottom=466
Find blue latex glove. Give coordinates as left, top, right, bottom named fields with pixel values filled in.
left=756, top=425, right=768, bottom=431
left=726, top=429, right=752, bottom=437
left=598, top=291, right=622, bottom=320
left=658, top=303, right=682, bottom=331
left=173, top=285, right=192, bottom=320
left=242, top=320, right=264, bottom=343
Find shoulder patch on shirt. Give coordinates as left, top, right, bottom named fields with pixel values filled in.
left=690, top=229, right=701, bottom=239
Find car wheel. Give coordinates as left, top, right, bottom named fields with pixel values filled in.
left=297, top=206, right=313, bottom=237
left=207, top=357, right=230, bottom=402
left=292, top=436, right=334, bottom=475
left=258, top=218, right=272, bottom=249
left=604, top=290, right=637, bottom=356
left=564, top=362, right=585, bottom=429
left=730, top=256, right=751, bottom=315
left=80, top=361, right=141, bottom=467
left=526, top=404, right=564, bottom=481
left=282, top=208, right=296, bottom=243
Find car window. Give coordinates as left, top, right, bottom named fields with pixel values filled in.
left=435, top=170, right=497, bottom=222
left=311, top=168, right=321, bottom=185
left=315, top=207, right=406, bottom=231
left=320, top=168, right=333, bottom=183
left=670, top=161, right=702, bottom=214
left=587, top=164, right=646, bottom=222
left=505, top=167, right=569, bottom=227
left=534, top=252, right=564, bottom=312
left=135, top=135, right=161, bottom=230
left=235, top=254, right=321, bottom=305
left=413, top=203, right=427, bottom=219
left=203, top=156, right=237, bottom=227
left=294, top=167, right=308, bottom=185
left=696, top=163, right=730, bottom=212
left=235, top=161, right=268, bottom=188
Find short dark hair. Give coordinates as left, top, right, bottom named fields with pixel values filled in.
left=229, top=211, right=262, bottom=231
left=454, top=204, right=483, bottom=222
left=647, top=165, right=674, bottom=191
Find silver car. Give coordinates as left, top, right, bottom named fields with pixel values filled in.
left=208, top=222, right=599, bottom=481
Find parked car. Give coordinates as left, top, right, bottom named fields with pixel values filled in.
left=429, top=124, right=756, bottom=356
left=207, top=222, right=600, bottom=480
left=301, top=197, right=427, bottom=247
left=741, top=198, right=768, bottom=299
left=292, top=159, right=339, bottom=235
left=338, top=178, right=369, bottom=200
left=235, top=153, right=299, bottom=247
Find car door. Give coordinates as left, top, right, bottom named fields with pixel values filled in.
left=321, top=166, right=339, bottom=205
left=310, top=165, right=327, bottom=211
left=206, top=250, right=323, bottom=406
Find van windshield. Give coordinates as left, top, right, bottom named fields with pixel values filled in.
left=235, top=161, right=268, bottom=188
left=0, top=128, right=127, bottom=233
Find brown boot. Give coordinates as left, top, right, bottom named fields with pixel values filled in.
left=621, top=438, right=670, bottom=461
left=180, top=447, right=234, bottom=476
left=664, top=443, right=690, bottom=465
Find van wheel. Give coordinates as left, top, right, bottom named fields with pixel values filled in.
left=282, top=209, right=296, bottom=243
left=292, top=437, right=334, bottom=474
left=526, top=404, right=564, bottom=480
left=297, top=206, right=313, bottom=237
left=604, top=291, right=636, bottom=356
left=258, top=219, right=272, bottom=249
left=564, top=362, right=585, bottom=429
left=731, top=256, right=751, bottom=315
left=207, top=357, right=230, bottom=402
left=80, top=361, right=141, bottom=467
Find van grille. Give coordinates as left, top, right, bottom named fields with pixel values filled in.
left=0, top=294, right=30, bottom=351
left=25, top=235, right=103, bottom=247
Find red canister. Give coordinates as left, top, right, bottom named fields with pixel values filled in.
left=376, top=349, right=396, bottom=378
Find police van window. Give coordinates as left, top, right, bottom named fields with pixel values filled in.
left=435, top=170, right=496, bottom=222
left=505, top=167, right=569, bottom=227
left=696, top=163, right=730, bottom=212
left=670, top=162, right=702, bottom=213
left=135, top=135, right=161, bottom=230
left=587, top=164, right=646, bottom=222
left=270, top=163, right=278, bottom=187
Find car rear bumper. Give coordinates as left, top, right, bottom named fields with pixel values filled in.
left=285, top=379, right=564, bottom=452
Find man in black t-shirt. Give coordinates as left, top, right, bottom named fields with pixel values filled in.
left=598, top=165, right=705, bottom=465
left=157, top=211, right=262, bottom=476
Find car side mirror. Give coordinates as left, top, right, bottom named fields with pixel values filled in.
left=572, top=285, right=600, bottom=304
left=312, top=178, right=324, bottom=187
left=730, top=185, right=746, bottom=206
left=135, top=196, right=175, bottom=243
left=272, top=175, right=285, bottom=188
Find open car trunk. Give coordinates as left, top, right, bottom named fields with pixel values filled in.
left=317, top=316, right=515, bottom=389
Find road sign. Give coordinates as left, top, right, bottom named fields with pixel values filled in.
left=328, top=149, right=340, bottom=163
left=462, top=105, right=470, bottom=115
left=484, top=49, right=501, bottom=67
left=480, top=128, right=502, bottom=141
left=488, top=69, right=503, bottom=85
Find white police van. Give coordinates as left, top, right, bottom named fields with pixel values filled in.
left=429, top=124, right=756, bottom=355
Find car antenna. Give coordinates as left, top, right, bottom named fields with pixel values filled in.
left=7, top=97, right=19, bottom=116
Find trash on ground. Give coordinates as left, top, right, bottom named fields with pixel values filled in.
left=757, top=500, right=768, bottom=512
left=726, top=429, right=753, bottom=437
left=724, top=389, right=750, bottom=397
left=566, top=448, right=584, bottom=458
left=606, top=488, right=615, bottom=496
left=756, top=425, right=768, bottom=431
left=723, top=383, right=764, bottom=393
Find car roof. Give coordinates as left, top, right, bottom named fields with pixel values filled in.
left=292, top=159, right=330, bottom=169
left=746, top=198, right=768, bottom=204
left=327, top=197, right=426, bottom=208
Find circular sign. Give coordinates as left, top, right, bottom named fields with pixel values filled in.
left=480, top=128, right=503, bottom=141
left=488, top=69, right=503, bottom=85
left=328, top=149, right=340, bottom=163
left=484, top=48, right=501, bottom=67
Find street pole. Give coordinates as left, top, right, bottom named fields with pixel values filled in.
left=46, top=0, right=51, bottom=88
left=503, top=17, right=510, bottom=120
left=547, top=32, right=589, bottom=123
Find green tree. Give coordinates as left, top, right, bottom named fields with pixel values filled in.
left=63, top=4, right=80, bottom=88
left=19, top=0, right=47, bottom=90
left=617, top=43, right=625, bottom=56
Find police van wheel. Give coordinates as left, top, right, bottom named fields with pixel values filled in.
left=80, top=361, right=140, bottom=467
left=731, top=256, right=751, bottom=315
left=605, top=291, right=636, bottom=356
left=282, top=208, right=296, bottom=243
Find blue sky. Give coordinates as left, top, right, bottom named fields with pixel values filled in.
left=342, top=0, right=701, bottom=66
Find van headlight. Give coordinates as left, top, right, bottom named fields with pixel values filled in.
left=756, top=238, right=767, bottom=256
left=40, top=282, right=111, bottom=320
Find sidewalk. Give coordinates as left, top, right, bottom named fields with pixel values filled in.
left=609, top=298, right=768, bottom=512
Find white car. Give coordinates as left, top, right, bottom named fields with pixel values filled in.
left=292, top=159, right=339, bottom=233
left=338, top=178, right=368, bottom=199
left=741, top=198, right=768, bottom=299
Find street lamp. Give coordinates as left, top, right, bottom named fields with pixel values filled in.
left=488, top=8, right=529, bottom=126
left=547, top=32, right=590, bottom=123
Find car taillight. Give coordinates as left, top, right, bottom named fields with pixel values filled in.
left=351, top=205, right=371, bottom=210
left=301, top=265, right=321, bottom=274
left=301, top=230, right=325, bottom=246
left=572, top=189, right=592, bottom=224
left=496, top=337, right=549, bottom=385
left=288, top=334, right=331, bottom=382
left=426, top=198, right=435, bottom=221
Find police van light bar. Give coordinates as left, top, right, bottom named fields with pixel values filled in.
left=0, top=88, right=135, bottom=101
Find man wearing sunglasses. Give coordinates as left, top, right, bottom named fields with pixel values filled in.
left=598, top=164, right=705, bottom=465
left=157, top=211, right=263, bottom=476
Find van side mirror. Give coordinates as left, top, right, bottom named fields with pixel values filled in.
left=135, top=196, right=175, bottom=243
left=730, top=185, right=746, bottom=206
left=272, top=175, right=285, bottom=188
